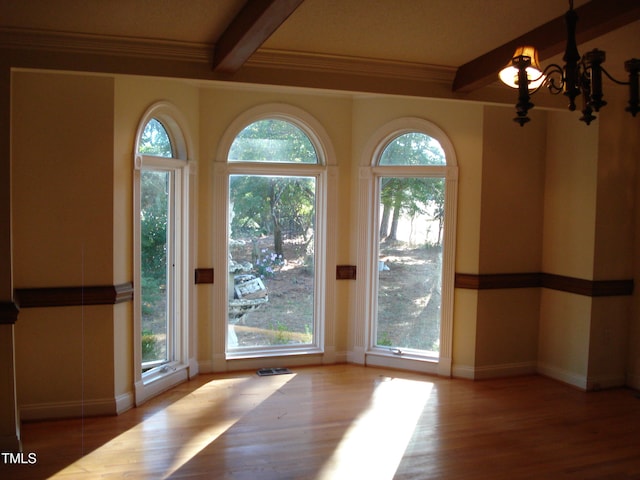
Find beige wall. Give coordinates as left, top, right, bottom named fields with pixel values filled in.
left=538, top=102, right=638, bottom=390
left=12, top=71, right=119, bottom=418
left=469, top=107, right=545, bottom=374
left=8, top=68, right=640, bottom=421
left=12, top=72, right=115, bottom=287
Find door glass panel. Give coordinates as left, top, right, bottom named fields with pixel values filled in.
left=376, top=177, right=445, bottom=355
left=141, top=170, right=171, bottom=368
left=228, top=174, right=316, bottom=349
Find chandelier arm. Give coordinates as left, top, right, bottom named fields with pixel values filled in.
left=528, top=64, right=565, bottom=95
left=599, top=67, right=630, bottom=86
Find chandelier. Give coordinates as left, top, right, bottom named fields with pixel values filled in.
left=499, top=0, right=639, bottom=126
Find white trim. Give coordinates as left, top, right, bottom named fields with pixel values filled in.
left=134, top=101, right=193, bottom=160
left=0, top=29, right=456, bottom=86
left=213, top=104, right=335, bottom=365
left=224, top=353, right=325, bottom=373
left=452, top=363, right=537, bottom=381
left=198, top=359, right=214, bottom=374
left=332, top=350, right=349, bottom=364
left=452, top=364, right=475, bottom=380
left=133, top=101, right=195, bottom=405
left=356, top=117, right=458, bottom=376
left=473, top=362, right=537, bottom=380
left=537, top=362, right=588, bottom=390
left=348, top=346, right=366, bottom=365
left=134, top=366, right=189, bottom=406
left=188, top=357, right=200, bottom=379
left=0, top=27, right=211, bottom=63
left=115, top=391, right=135, bottom=414
left=247, top=49, right=457, bottom=84
left=365, top=352, right=440, bottom=376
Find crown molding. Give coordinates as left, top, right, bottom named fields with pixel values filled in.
left=247, top=48, right=456, bottom=84
left=0, top=27, right=212, bottom=64
left=0, top=27, right=456, bottom=87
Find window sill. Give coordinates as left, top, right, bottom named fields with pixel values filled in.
left=226, top=345, right=324, bottom=361
left=135, top=362, right=189, bottom=406
left=366, top=348, right=440, bottom=375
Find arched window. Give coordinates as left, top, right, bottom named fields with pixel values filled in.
left=133, top=102, right=193, bottom=404
left=356, top=118, right=458, bottom=376
left=138, top=118, right=174, bottom=157
left=378, top=132, right=446, bottom=166
left=229, top=119, right=318, bottom=163
left=220, top=107, right=329, bottom=359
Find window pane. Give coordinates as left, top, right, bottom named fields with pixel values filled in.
left=139, top=119, right=173, bottom=157
left=229, top=119, right=317, bottom=164
left=376, top=177, right=445, bottom=354
left=228, top=175, right=316, bottom=348
left=141, top=170, right=170, bottom=367
left=379, top=132, right=445, bottom=166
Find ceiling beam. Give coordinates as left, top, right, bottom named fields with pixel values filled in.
left=452, top=0, right=640, bottom=93
left=213, top=0, right=304, bottom=73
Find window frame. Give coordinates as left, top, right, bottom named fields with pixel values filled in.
left=355, top=118, right=458, bottom=376
left=214, top=104, right=335, bottom=365
left=133, top=101, right=194, bottom=405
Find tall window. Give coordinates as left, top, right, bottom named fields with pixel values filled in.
left=375, top=133, right=446, bottom=357
left=139, top=120, right=175, bottom=370
left=226, top=118, right=324, bottom=356
left=357, top=118, right=457, bottom=375
left=134, top=104, right=191, bottom=398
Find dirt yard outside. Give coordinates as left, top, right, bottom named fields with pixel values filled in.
left=229, top=236, right=441, bottom=352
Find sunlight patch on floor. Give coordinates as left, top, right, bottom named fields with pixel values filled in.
left=317, top=376, right=433, bottom=480
left=51, top=373, right=296, bottom=479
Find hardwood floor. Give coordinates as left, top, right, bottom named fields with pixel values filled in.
left=3, top=365, right=640, bottom=479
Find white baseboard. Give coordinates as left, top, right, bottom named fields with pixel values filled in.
left=452, top=362, right=537, bottom=380
left=20, top=396, right=117, bottom=421
left=115, top=391, right=134, bottom=414
left=188, top=357, right=199, bottom=378
left=451, top=364, right=475, bottom=380
left=135, top=366, right=189, bottom=406
left=365, top=353, right=439, bottom=375
left=474, top=361, right=537, bottom=380
left=537, top=362, right=587, bottom=390
left=332, top=350, right=348, bottom=364
left=347, top=347, right=365, bottom=365
left=198, top=359, right=214, bottom=374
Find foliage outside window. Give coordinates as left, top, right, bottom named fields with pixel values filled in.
left=139, top=118, right=173, bottom=158
left=227, top=119, right=320, bottom=352
left=138, top=118, right=175, bottom=370
left=375, top=133, right=446, bottom=356
left=229, top=119, right=317, bottom=163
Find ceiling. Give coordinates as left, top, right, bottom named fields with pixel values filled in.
left=1, top=0, right=638, bottom=96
